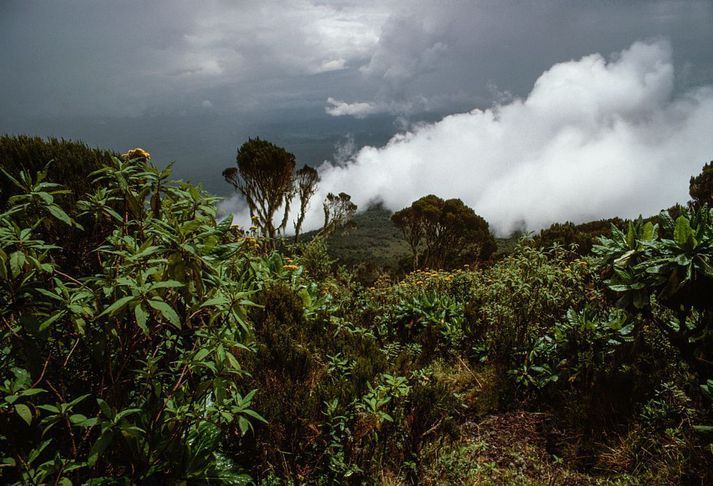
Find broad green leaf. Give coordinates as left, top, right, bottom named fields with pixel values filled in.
left=37, top=404, right=60, bottom=414
left=67, top=393, right=90, bottom=408
left=659, top=209, right=675, bottom=233
left=625, top=222, right=635, bottom=248
left=641, top=221, right=656, bottom=241
left=70, top=414, right=97, bottom=427
left=613, top=249, right=635, bottom=268
left=226, top=352, right=241, bottom=371
left=47, top=204, right=73, bottom=226
left=115, top=408, right=142, bottom=422
left=134, top=304, right=148, bottom=334
left=9, top=251, right=25, bottom=277
left=15, top=403, right=32, bottom=425
left=149, top=280, right=184, bottom=291
left=238, top=416, right=250, bottom=435
left=69, top=414, right=88, bottom=424
left=97, top=398, right=113, bottom=419
left=37, top=191, right=54, bottom=204
left=148, top=299, right=181, bottom=328
left=201, top=294, right=229, bottom=308
left=242, top=409, right=268, bottom=424
left=39, top=311, right=65, bottom=332
left=674, top=216, right=695, bottom=247
left=99, top=295, right=136, bottom=317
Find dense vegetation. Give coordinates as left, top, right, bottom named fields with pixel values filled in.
left=2, top=136, right=713, bottom=484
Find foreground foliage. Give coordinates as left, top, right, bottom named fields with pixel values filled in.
left=1, top=153, right=267, bottom=483
left=2, top=137, right=713, bottom=484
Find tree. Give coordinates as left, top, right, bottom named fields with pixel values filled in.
left=223, top=138, right=296, bottom=239
left=320, top=192, right=357, bottom=237
left=391, top=195, right=496, bottom=269
left=689, top=161, right=713, bottom=209
left=391, top=205, right=424, bottom=268
left=293, top=165, right=320, bottom=241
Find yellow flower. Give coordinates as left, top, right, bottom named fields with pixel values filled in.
left=283, top=264, right=299, bottom=271
left=123, top=147, right=151, bottom=160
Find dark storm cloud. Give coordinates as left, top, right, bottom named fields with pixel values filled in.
left=327, top=0, right=713, bottom=116
left=2, top=1, right=712, bottom=120
left=0, top=0, right=388, bottom=118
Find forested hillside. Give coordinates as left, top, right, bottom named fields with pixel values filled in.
left=2, top=136, right=713, bottom=485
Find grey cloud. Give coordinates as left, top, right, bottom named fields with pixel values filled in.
left=4, top=1, right=713, bottom=123
left=324, top=1, right=713, bottom=118
left=0, top=0, right=391, bottom=118
left=2, top=1, right=713, bottom=230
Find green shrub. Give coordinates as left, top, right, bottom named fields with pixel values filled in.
left=509, top=306, right=633, bottom=394
left=465, top=244, right=595, bottom=370
left=0, top=153, right=265, bottom=484
left=0, top=136, right=120, bottom=274
left=593, top=210, right=713, bottom=374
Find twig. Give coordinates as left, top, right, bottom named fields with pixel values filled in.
left=53, top=269, right=83, bottom=286
left=31, top=354, right=52, bottom=387
left=420, top=417, right=445, bottom=439
left=62, top=338, right=80, bottom=368
left=457, top=355, right=482, bottom=388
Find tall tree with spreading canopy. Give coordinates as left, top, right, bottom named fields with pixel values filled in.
left=320, top=192, right=357, bottom=237
left=223, top=138, right=296, bottom=239
left=391, top=203, right=425, bottom=268
left=293, top=165, right=320, bottom=241
left=392, top=195, right=496, bottom=269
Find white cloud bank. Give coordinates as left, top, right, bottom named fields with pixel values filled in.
left=305, top=40, right=713, bottom=235
left=325, top=97, right=430, bottom=118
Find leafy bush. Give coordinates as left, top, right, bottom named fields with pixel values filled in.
left=0, top=136, right=120, bottom=274
left=1, top=153, right=265, bottom=484
left=465, top=244, right=595, bottom=370
left=510, top=306, right=633, bottom=393
left=593, top=209, right=713, bottom=373
left=0, top=135, right=115, bottom=208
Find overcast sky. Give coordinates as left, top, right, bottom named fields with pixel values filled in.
left=2, top=1, right=713, bottom=232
